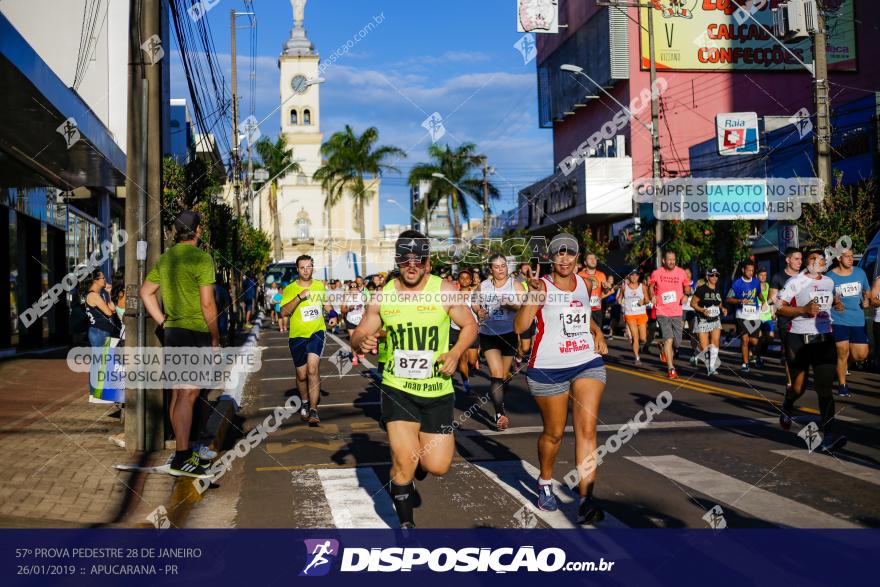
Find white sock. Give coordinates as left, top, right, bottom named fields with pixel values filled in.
left=538, top=478, right=552, bottom=486
left=709, top=345, right=718, bottom=368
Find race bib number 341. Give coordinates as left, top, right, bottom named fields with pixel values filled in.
left=393, top=350, right=433, bottom=379
left=560, top=308, right=589, bottom=336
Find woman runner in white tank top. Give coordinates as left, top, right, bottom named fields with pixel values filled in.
left=618, top=269, right=649, bottom=365
left=514, top=233, right=608, bottom=526
left=476, top=254, right=526, bottom=430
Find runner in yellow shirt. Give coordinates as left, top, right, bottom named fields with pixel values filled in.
left=279, top=255, right=332, bottom=426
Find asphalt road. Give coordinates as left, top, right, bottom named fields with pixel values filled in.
left=188, top=319, right=880, bottom=529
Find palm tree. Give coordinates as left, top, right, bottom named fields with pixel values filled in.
left=407, top=143, right=499, bottom=240
left=255, top=136, right=300, bottom=260
left=313, top=125, right=406, bottom=276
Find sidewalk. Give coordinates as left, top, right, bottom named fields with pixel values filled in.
left=0, top=350, right=174, bottom=528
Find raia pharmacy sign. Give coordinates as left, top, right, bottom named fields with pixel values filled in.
left=716, top=112, right=759, bottom=156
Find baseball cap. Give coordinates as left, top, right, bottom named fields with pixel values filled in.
left=627, top=268, right=640, bottom=276
left=706, top=267, right=720, bottom=277
left=395, top=232, right=430, bottom=260
left=548, top=233, right=579, bottom=256
left=174, top=210, right=201, bottom=236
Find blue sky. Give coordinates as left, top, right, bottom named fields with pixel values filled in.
left=170, top=0, right=553, bottom=227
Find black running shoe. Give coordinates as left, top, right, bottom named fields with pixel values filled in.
left=819, top=433, right=847, bottom=453
left=779, top=401, right=793, bottom=431
left=576, top=499, right=605, bottom=525
left=308, top=408, right=320, bottom=427
left=169, top=452, right=214, bottom=479
left=400, top=521, right=416, bottom=529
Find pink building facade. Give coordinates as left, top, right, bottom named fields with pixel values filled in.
left=521, top=0, right=879, bottom=244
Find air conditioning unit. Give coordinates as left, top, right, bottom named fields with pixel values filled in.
left=773, top=0, right=819, bottom=41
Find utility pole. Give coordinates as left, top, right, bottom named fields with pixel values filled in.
left=124, top=0, right=164, bottom=451
left=812, top=5, right=832, bottom=191
left=230, top=9, right=242, bottom=334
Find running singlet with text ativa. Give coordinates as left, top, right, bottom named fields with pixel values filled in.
left=530, top=275, right=600, bottom=370
left=379, top=275, right=452, bottom=398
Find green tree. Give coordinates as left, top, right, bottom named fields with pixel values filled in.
left=407, top=143, right=499, bottom=240
left=255, top=136, right=300, bottom=261
left=239, top=221, right=272, bottom=277
left=161, top=156, right=221, bottom=245
left=797, top=176, right=879, bottom=252
left=314, top=125, right=406, bottom=276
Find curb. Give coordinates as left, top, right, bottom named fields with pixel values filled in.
left=149, top=316, right=263, bottom=529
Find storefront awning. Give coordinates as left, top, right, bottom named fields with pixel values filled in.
left=0, top=12, right=126, bottom=189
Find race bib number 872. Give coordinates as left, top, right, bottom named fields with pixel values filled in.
left=393, top=350, right=433, bottom=379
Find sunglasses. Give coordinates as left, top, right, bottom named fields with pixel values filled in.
left=396, top=256, right=427, bottom=268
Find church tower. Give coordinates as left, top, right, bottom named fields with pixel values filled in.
left=266, top=0, right=388, bottom=278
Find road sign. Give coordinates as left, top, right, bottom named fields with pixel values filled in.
left=778, top=224, right=799, bottom=251
left=717, top=113, right=760, bottom=156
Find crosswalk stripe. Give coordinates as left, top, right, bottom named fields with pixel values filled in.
left=469, top=460, right=576, bottom=529
left=626, top=455, right=859, bottom=528
left=771, top=450, right=880, bottom=486
left=289, top=469, right=336, bottom=528
left=316, top=468, right=397, bottom=529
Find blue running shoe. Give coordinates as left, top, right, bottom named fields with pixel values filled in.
left=837, top=384, right=851, bottom=397
left=536, top=482, right=558, bottom=512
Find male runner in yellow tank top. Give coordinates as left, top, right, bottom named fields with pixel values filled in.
left=279, top=255, right=332, bottom=426
left=352, top=231, right=478, bottom=529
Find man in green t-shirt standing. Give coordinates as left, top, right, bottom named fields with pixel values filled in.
left=279, top=255, right=332, bottom=426
left=141, top=210, right=218, bottom=478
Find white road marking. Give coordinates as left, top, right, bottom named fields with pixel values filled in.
left=326, top=331, right=378, bottom=369
left=259, top=401, right=380, bottom=411
left=771, top=450, right=880, bottom=486
left=316, top=467, right=396, bottom=529
left=627, top=455, right=859, bottom=528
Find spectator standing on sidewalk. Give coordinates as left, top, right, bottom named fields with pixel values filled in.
left=214, top=274, right=232, bottom=346
left=141, top=210, right=218, bottom=478
left=242, top=274, right=257, bottom=328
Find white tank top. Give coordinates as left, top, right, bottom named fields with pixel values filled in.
left=622, top=283, right=647, bottom=316
left=479, top=277, right=517, bottom=335
left=345, top=290, right=365, bottom=325
left=530, top=275, right=600, bottom=370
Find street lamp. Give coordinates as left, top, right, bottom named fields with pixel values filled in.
left=561, top=62, right=662, bottom=267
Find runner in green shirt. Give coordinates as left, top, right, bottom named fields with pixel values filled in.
left=279, top=255, right=332, bottom=426
left=352, top=231, right=478, bottom=529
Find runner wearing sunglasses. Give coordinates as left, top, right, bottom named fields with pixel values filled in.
left=352, top=231, right=478, bottom=529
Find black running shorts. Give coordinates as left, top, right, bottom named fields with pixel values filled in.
left=380, top=385, right=454, bottom=434
left=479, top=331, right=518, bottom=357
